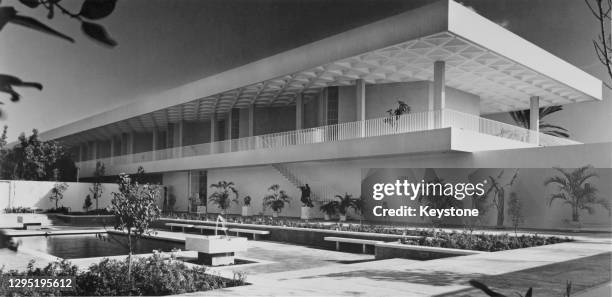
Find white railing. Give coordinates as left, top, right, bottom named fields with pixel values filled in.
left=75, top=109, right=576, bottom=171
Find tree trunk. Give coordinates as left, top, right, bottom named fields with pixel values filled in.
left=127, top=229, right=133, bottom=288
left=496, top=191, right=505, bottom=227
left=572, top=206, right=580, bottom=222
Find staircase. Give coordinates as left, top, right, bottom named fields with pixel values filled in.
left=272, top=164, right=339, bottom=203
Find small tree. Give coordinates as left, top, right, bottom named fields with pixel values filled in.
left=89, top=161, right=105, bottom=210
left=507, top=192, right=524, bottom=235
left=49, top=182, right=69, bottom=210
left=262, top=184, right=291, bottom=215
left=83, top=194, right=92, bottom=212
left=544, top=166, right=610, bottom=222
left=208, top=181, right=238, bottom=213
left=483, top=169, right=519, bottom=228
left=110, top=173, right=161, bottom=285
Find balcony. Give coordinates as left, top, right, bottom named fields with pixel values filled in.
left=75, top=109, right=579, bottom=176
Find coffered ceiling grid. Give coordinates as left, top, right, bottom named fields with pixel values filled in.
left=59, top=32, right=593, bottom=146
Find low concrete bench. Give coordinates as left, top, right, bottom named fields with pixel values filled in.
left=228, top=228, right=270, bottom=240
left=194, top=225, right=228, bottom=234
left=22, top=222, right=42, bottom=230
left=166, top=223, right=194, bottom=232
left=324, top=236, right=384, bottom=253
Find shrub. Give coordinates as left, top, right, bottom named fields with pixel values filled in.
left=0, top=254, right=246, bottom=296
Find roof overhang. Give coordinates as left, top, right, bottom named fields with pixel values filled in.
left=40, top=0, right=602, bottom=145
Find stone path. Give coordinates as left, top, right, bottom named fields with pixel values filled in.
left=1, top=227, right=610, bottom=296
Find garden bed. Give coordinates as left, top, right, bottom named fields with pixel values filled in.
left=52, top=214, right=116, bottom=226
left=156, top=216, right=573, bottom=254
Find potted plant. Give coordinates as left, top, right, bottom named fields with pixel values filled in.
left=262, top=184, right=291, bottom=218
left=299, top=184, right=314, bottom=220
left=544, top=166, right=609, bottom=226
left=319, top=201, right=337, bottom=221
left=335, top=193, right=361, bottom=222
left=241, top=196, right=251, bottom=216
left=208, top=181, right=238, bottom=215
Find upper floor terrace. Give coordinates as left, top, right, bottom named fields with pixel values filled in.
left=74, top=108, right=578, bottom=177
left=33, top=0, right=599, bottom=177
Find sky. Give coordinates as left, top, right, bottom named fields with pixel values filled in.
left=0, top=0, right=610, bottom=143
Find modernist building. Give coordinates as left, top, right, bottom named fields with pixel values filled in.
left=39, top=1, right=609, bottom=224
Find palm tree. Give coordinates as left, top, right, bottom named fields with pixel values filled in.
left=509, top=105, right=569, bottom=138
left=208, top=181, right=238, bottom=214
left=335, top=193, right=361, bottom=221
left=262, top=184, right=291, bottom=217
left=544, top=166, right=610, bottom=222
left=383, top=100, right=410, bottom=130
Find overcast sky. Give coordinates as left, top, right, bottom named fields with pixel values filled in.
left=0, top=0, right=610, bottom=142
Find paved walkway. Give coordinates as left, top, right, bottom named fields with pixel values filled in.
left=1, top=228, right=610, bottom=296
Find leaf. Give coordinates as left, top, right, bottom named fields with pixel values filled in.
left=8, top=14, right=74, bottom=42
left=18, top=0, right=40, bottom=8
left=79, top=0, right=116, bottom=20
left=81, top=21, right=116, bottom=47
left=0, top=7, right=18, bottom=31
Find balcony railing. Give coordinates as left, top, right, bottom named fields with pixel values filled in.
left=76, top=109, right=577, bottom=170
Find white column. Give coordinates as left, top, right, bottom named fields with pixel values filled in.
left=355, top=79, right=366, bottom=136
left=296, top=94, right=304, bottom=130
left=530, top=96, right=540, bottom=145
left=318, top=88, right=328, bottom=126
left=109, top=137, right=115, bottom=165
left=173, top=121, right=183, bottom=158
left=78, top=144, right=84, bottom=162
left=248, top=104, right=255, bottom=137
left=91, top=141, right=98, bottom=161
left=152, top=130, right=158, bottom=160
left=210, top=114, right=217, bottom=154
left=227, top=110, right=233, bottom=140
left=433, top=60, right=446, bottom=127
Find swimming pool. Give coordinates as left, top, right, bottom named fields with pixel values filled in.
left=17, top=233, right=184, bottom=259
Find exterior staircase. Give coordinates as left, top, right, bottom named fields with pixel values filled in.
left=271, top=164, right=339, bottom=203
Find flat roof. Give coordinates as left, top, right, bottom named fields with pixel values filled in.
left=40, top=0, right=602, bottom=144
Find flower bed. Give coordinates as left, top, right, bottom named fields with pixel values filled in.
left=0, top=253, right=246, bottom=296
left=159, top=214, right=572, bottom=253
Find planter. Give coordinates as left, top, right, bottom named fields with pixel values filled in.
left=241, top=206, right=250, bottom=216
left=324, top=214, right=330, bottom=221
left=185, top=236, right=248, bottom=266
left=300, top=207, right=311, bottom=220
left=272, top=211, right=279, bottom=218
left=339, top=215, right=347, bottom=222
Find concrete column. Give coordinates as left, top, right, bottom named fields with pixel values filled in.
left=227, top=110, right=233, bottom=140
left=295, top=94, right=304, bottom=130
left=248, top=104, right=255, bottom=137
left=127, top=133, right=134, bottom=155
left=355, top=79, right=366, bottom=136
left=78, top=144, right=84, bottom=162
left=109, top=137, right=115, bottom=165
left=318, top=88, right=328, bottom=126
left=152, top=130, right=158, bottom=160
left=530, top=96, right=540, bottom=145
left=210, top=114, right=217, bottom=154
left=433, top=60, right=446, bottom=127
left=91, top=141, right=98, bottom=161
left=173, top=121, right=183, bottom=158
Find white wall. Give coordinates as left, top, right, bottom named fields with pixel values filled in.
left=162, top=171, right=190, bottom=212
left=207, top=166, right=307, bottom=217
left=1, top=180, right=118, bottom=212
